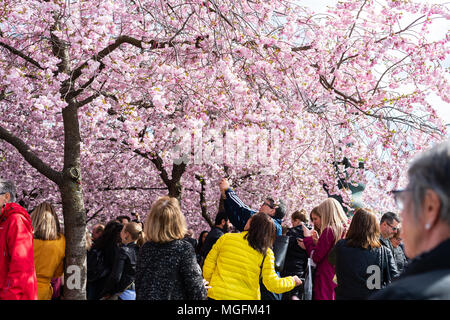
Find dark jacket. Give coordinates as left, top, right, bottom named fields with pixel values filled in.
left=379, top=236, right=394, bottom=252
left=184, top=236, right=197, bottom=250
left=369, top=238, right=450, bottom=300
left=201, top=226, right=225, bottom=262
left=380, top=236, right=405, bottom=278
left=224, top=188, right=282, bottom=235
left=101, top=242, right=139, bottom=296
left=281, top=225, right=308, bottom=278
left=87, top=242, right=119, bottom=300
left=391, top=245, right=408, bottom=274
left=135, top=239, right=206, bottom=300
left=329, top=239, right=399, bottom=300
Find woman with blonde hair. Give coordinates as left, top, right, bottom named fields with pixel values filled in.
left=135, top=196, right=206, bottom=300
left=298, top=198, right=348, bottom=300
left=31, top=202, right=65, bottom=300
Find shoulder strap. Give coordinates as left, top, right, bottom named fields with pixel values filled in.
left=259, top=252, right=267, bottom=280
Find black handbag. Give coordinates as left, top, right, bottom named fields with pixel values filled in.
left=272, top=235, right=289, bottom=273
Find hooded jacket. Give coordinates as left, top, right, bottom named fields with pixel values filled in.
left=0, top=203, right=38, bottom=300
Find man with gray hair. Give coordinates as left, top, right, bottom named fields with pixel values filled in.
left=370, top=139, right=450, bottom=299
left=0, top=179, right=37, bottom=300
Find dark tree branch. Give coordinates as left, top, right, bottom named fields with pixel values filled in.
left=67, top=62, right=106, bottom=100
left=0, top=41, right=45, bottom=70
left=207, top=0, right=235, bottom=29
left=375, top=15, right=426, bottom=44
left=0, top=126, right=62, bottom=184
left=86, top=206, right=104, bottom=223
left=99, top=186, right=168, bottom=191
left=372, top=53, right=411, bottom=95
left=195, top=174, right=214, bottom=227
left=291, top=45, right=313, bottom=52
left=73, top=92, right=101, bottom=109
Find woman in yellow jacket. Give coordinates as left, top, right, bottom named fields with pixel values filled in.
left=203, top=212, right=302, bottom=300
left=31, top=202, right=65, bottom=300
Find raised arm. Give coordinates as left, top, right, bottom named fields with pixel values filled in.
left=223, top=188, right=255, bottom=231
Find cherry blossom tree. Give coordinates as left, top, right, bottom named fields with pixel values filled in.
left=0, top=0, right=448, bottom=299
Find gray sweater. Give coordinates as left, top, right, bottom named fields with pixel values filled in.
left=135, top=239, right=206, bottom=300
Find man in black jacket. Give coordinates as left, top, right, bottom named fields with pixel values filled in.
left=370, top=139, right=450, bottom=300
left=379, top=212, right=402, bottom=278
left=200, top=211, right=230, bottom=265
left=379, top=212, right=400, bottom=251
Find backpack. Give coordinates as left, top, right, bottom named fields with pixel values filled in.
left=87, top=248, right=110, bottom=283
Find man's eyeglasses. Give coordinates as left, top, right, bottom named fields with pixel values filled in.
left=391, top=189, right=412, bottom=211
left=262, top=201, right=274, bottom=209
left=386, top=222, right=399, bottom=232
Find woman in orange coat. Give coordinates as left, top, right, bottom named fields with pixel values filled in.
left=31, top=202, right=65, bottom=300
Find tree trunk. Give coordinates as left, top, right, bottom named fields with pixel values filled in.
left=59, top=178, right=86, bottom=300
left=168, top=180, right=182, bottom=203
left=60, top=104, right=86, bottom=300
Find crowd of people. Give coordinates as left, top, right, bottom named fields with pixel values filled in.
left=0, top=139, right=449, bottom=300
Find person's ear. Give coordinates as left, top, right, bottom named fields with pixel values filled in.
left=423, top=189, right=441, bottom=230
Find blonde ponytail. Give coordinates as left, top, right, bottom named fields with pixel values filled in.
left=125, top=222, right=146, bottom=247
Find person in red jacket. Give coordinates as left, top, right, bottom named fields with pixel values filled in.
left=0, top=179, right=38, bottom=300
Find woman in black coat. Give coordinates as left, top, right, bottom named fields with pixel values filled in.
left=135, top=196, right=207, bottom=300
left=281, top=210, right=309, bottom=300
left=87, top=221, right=123, bottom=300
left=100, top=222, right=145, bottom=300
left=328, top=208, right=399, bottom=300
